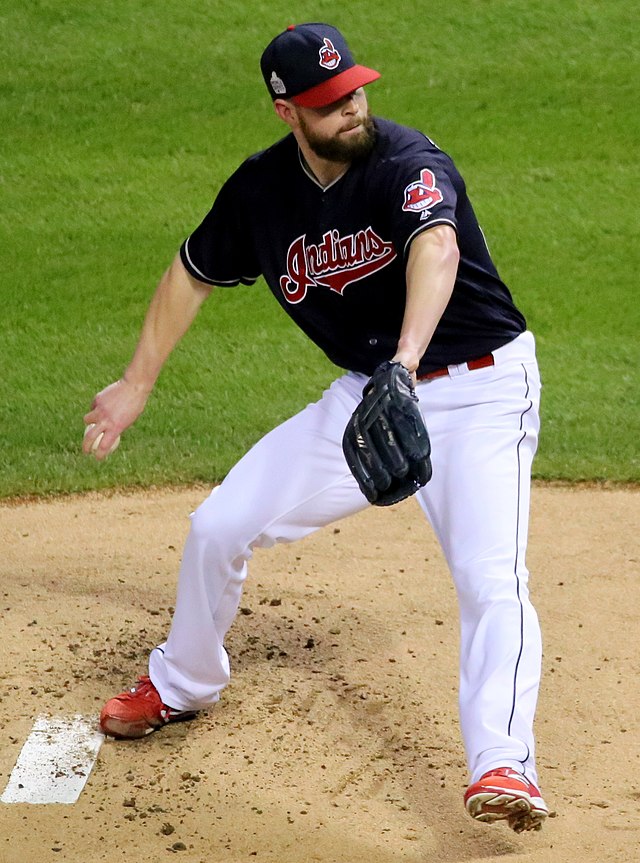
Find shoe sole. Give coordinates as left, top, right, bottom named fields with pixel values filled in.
left=100, top=711, right=197, bottom=740
left=466, top=789, right=548, bottom=833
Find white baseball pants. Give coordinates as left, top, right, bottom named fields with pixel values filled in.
left=149, top=331, right=542, bottom=785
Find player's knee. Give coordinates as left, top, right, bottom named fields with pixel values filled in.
left=451, top=557, right=531, bottom=606
left=188, top=490, right=266, bottom=564
left=188, top=495, right=240, bottom=553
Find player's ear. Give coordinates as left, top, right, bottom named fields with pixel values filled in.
left=273, top=99, right=297, bottom=128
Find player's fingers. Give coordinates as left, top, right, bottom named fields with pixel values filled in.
left=82, top=423, right=121, bottom=459
left=82, top=422, right=100, bottom=454
left=95, top=429, right=121, bottom=457
left=90, top=435, right=121, bottom=460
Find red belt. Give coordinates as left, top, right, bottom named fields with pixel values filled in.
left=417, top=353, right=495, bottom=381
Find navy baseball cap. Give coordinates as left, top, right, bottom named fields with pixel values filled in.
left=260, top=23, right=380, bottom=108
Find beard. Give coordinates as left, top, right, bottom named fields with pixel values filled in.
left=298, top=110, right=376, bottom=163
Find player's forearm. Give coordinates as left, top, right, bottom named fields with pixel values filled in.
left=393, top=226, right=459, bottom=372
left=124, top=254, right=213, bottom=392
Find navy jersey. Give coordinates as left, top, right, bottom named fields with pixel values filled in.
left=180, top=118, right=525, bottom=375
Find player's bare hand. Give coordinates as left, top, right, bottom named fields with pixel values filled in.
left=83, top=378, right=150, bottom=460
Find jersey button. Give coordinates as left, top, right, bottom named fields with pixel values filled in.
left=369, top=338, right=378, bottom=346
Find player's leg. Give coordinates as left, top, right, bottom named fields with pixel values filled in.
left=415, top=333, right=545, bottom=826
left=127, top=373, right=367, bottom=718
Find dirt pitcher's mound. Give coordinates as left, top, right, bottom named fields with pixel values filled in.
left=0, top=484, right=638, bottom=863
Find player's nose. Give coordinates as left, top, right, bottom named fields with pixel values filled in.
left=341, top=91, right=359, bottom=112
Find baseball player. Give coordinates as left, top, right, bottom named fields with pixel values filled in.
left=84, top=23, right=548, bottom=832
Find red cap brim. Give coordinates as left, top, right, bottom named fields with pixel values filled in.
left=291, top=65, right=380, bottom=108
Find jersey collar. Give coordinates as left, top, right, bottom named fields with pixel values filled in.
left=298, top=148, right=349, bottom=191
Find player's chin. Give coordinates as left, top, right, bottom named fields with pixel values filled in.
left=344, top=130, right=376, bottom=160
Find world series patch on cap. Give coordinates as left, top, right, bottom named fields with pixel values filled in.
left=260, top=23, right=380, bottom=108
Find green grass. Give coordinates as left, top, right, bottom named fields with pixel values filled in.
left=1, top=0, right=638, bottom=497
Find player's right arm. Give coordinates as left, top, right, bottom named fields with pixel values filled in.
left=83, top=254, right=213, bottom=460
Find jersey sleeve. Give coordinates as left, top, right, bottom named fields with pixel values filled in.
left=179, top=167, right=261, bottom=287
left=385, top=139, right=459, bottom=258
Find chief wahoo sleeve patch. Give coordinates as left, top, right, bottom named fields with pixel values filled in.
left=402, top=168, right=444, bottom=220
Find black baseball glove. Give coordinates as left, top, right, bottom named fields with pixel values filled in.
left=342, top=361, right=432, bottom=506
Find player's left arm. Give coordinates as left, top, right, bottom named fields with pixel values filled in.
left=392, top=225, right=459, bottom=374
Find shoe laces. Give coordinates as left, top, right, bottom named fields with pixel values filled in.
left=130, top=676, right=158, bottom=699
left=486, top=767, right=529, bottom=785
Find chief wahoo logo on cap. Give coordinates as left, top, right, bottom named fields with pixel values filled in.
left=319, top=37, right=341, bottom=70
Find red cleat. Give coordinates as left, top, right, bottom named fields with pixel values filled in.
left=464, top=767, right=549, bottom=833
left=99, top=676, right=197, bottom=739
